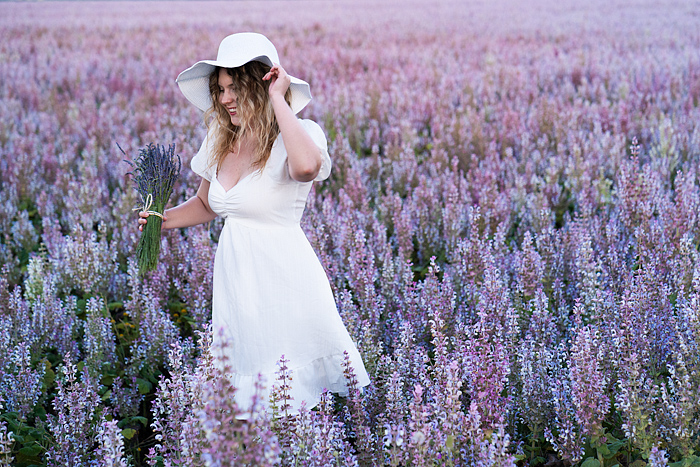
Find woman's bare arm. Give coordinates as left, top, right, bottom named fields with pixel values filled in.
left=264, top=65, right=322, bottom=182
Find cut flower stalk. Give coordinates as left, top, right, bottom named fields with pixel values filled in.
left=124, top=143, right=181, bottom=274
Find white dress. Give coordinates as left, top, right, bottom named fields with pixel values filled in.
left=191, top=119, right=370, bottom=417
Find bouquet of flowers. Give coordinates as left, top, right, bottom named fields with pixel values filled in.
left=124, top=143, right=181, bottom=274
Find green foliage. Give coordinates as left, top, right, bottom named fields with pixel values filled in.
left=670, top=456, right=700, bottom=467
left=1, top=406, right=49, bottom=467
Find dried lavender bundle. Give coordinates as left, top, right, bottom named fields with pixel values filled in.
left=124, top=143, right=181, bottom=274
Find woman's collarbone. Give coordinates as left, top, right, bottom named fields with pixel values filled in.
left=218, top=150, right=256, bottom=189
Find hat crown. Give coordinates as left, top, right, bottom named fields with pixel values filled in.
left=216, top=32, right=280, bottom=68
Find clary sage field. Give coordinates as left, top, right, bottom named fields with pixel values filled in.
left=2, top=0, right=700, bottom=466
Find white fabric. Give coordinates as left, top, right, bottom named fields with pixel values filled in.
left=191, top=119, right=369, bottom=417
left=176, top=32, right=312, bottom=114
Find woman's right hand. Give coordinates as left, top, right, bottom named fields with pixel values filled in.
left=137, top=211, right=167, bottom=231
left=136, top=179, right=216, bottom=231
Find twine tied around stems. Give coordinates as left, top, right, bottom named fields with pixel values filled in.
left=134, top=193, right=165, bottom=220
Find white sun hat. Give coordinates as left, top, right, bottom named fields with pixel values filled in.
left=176, top=32, right=312, bottom=114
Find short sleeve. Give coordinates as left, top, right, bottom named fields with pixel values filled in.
left=299, top=119, right=332, bottom=181
left=190, top=127, right=217, bottom=181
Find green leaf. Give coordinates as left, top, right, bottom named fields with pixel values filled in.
left=3, top=416, right=20, bottom=432
left=76, top=298, right=87, bottom=316
left=446, top=434, right=454, bottom=449
left=597, top=443, right=611, bottom=457
left=101, top=361, right=118, bottom=375
left=42, top=363, right=56, bottom=390
left=121, top=428, right=137, bottom=440
left=131, top=416, right=149, bottom=427
left=25, top=427, right=46, bottom=439
left=605, top=440, right=626, bottom=458
left=629, top=461, right=647, bottom=467
left=32, top=404, right=47, bottom=421
left=19, top=443, right=43, bottom=457
left=670, top=457, right=700, bottom=467
left=136, top=377, right=153, bottom=394
left=581, top=458, right=601, bottom=467
left=146, top=372, right=161, bottom=384
left=101, top=374, right=115, bottom=386
left=590, top=434, right=605, bottom=449
left=15, top=452, right=43, bottom=465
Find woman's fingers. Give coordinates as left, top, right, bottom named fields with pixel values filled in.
left=137, top=210, right=167, bottom=231
left=263, top=65, right=281, bottom=81
left=138, top=211, right=148, bottom=231
left=265, top=64, right=291, bottom=99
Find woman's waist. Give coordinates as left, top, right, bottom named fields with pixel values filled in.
left=221, top=214, right=301, bottom=230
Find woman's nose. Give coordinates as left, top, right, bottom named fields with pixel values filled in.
left=221, top=90, right=236, bottom=104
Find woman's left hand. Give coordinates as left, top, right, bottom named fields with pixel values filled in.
left=263, top=64, right=291, bottom=100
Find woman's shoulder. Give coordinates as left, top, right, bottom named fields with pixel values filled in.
left=273, top=118, right=326, bottom=144
left=272, top=118, right=327, bottom=153
left=298, top=118, right=326, bottom=142
left=190, top=125, right=217, bottom=181
left=267, top=118, right=332, bottom=182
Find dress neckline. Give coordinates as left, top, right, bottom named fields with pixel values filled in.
left=215, top=170, right=257, bottom=194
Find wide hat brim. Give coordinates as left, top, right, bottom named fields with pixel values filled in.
left=176, top=32, right=312, bottom=114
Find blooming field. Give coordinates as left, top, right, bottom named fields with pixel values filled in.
left=2, top=0, right=700, bottom=465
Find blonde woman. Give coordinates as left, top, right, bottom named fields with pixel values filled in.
left=139, top=33, right=370, bottom=417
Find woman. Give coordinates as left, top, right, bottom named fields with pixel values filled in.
left=139, top=32, right=370, bottom=417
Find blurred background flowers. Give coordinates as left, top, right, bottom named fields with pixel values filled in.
left=1, top=0, right=699, bottom=465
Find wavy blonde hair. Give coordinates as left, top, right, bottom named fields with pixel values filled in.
left=204, top=62, right=293, bottom=173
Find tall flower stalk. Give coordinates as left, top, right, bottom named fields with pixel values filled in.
left=124, top=143, right=181, bottom=274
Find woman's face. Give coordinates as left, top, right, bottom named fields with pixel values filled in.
left=217, top=68, right=240, bottom=126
